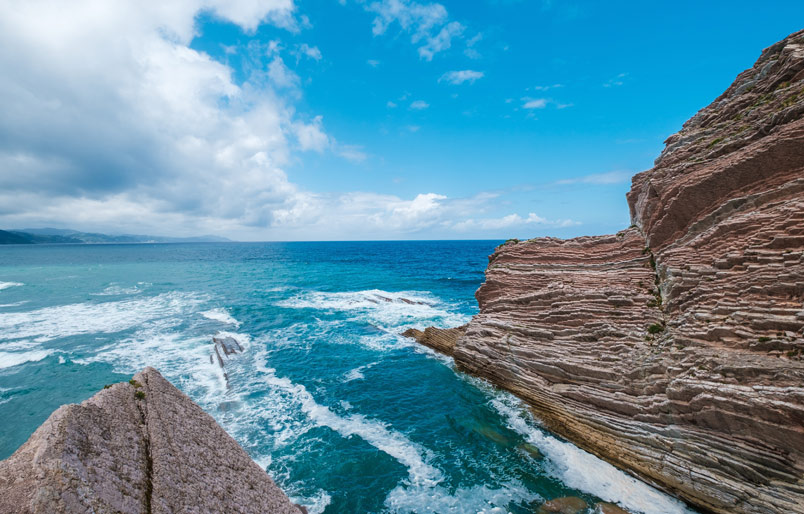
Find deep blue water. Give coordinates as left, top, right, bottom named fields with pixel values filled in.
left=0, top=242, right=691, bottom=513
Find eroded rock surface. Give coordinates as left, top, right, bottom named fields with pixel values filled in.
left=0, top=368, right=304, bottom=514
left=453, top=30, right=804, bottom=513
left=401, top=325, right=467, bottom=355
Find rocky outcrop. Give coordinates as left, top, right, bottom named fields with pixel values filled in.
left=401, top=325, right=466, bottom=355
left=452, top=30, right=804, bottom=513
left=0, top=368, right=304, bottom=514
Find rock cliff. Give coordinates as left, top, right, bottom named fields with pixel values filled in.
left=0, top=367, right=305, bottom=514
left=451, top=30, right=804, bottom=513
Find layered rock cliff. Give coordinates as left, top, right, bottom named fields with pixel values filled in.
left=0, top=368, right=304, bottom=514
left=451, top=30, right=804, bottom=513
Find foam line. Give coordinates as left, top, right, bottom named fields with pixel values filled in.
left=0, top=292, right=205, bottom=343
left=276, top=289, right=469, bottom=330
left=0, top=282, right=23, bottom=291
left=201, top=308, right=241, bottom=327
left=0, top=349, right=52, bottom=369
left=488, top=394, right=695, bottom=514
left=254, top=351, right=442, bottom=487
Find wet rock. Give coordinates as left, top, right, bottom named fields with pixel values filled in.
left=594, top=502, right=631, bottom=514
left=518, top=442, right=543, bottom=460
left=538, top=496, right=588, bottom=514
left=0, top=368, right=304, bottom=514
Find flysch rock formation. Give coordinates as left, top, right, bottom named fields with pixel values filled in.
left=401, top=325, right=467, bottom=355
left=439, top=30, right=804, bottom=513
left=0, top=367, right=305, bottom=514
left=211, top=333, right=245, bottom=385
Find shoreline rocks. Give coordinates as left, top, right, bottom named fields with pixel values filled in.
left=419, top=30, right=804, bottom=513
left=401, top=325, right=466, bottom=355
left=0, top=367, right=305, bottom=514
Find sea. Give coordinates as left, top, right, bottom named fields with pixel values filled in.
left=0, top=241, right=693, bottom=514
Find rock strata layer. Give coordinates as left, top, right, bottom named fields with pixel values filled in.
left=401, top=325, right=466, bottom=355
left=453, top=30, right=804, bottom=513
left=0, top=368, right=304, bottom=514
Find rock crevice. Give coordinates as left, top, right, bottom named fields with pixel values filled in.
left=0, top=368, right=304, bottom=514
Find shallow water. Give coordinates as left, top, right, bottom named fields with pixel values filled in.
left=0, top=242, right=693, bottom=513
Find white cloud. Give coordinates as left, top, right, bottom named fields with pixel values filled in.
left=387, top=100, right=398, bottom=108
left=522, top=98, right=548, bottom=109
left=464, top=32, right=482, bottom=59
left=531, top=84, right=562, bottom=91
left=603, top=72, right=628, bottom=87
left=439, top=70, right=484, bottom=85
left=367, top=59, right=381, bottom=67
left=410, top=100, right=430, bottom=110
left=337, top=145, right=368, bottom=163
left=452, top=213, right=579, bottom=231
left=296, top=43, right=322, bottom=60
left=0, top=0, right=367, bottom=239
left=294, top=116, right=330, bottom=151
left=417, top=21, right=463, bottom=60
left=364, top=0, right=464, bottom=60
left=554, top=170, right=632, bottom=185
left=268, top=56, right=300, bottom=88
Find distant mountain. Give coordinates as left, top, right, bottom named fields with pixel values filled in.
left=0, top=228, right=232, bottom=245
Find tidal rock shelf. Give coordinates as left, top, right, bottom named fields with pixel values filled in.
left=412, top=30, right=804, bottom=513
left=0, top=368, right=305, bottom=514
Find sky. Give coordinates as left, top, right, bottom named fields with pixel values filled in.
left=0, top=1, right=802, bottom=241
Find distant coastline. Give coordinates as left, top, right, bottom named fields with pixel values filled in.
left=0, top=228, right=231, bottom=245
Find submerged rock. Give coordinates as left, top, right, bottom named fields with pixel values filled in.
left=0, top=367, right=304, bottom=514
left=594, top=502, right=631, bottom=514
left=445, top=30, right=804, bottom=513
left=538, top=496, right=588, bottom=514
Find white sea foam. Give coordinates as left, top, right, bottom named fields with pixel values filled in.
left=0, top=292, right=205, bottom=343
left=92, top=283, right=144, bottom=296
left=0, top=282, right=23, bottom=291
left=488, top=393, right=694, bottom=514
left=342, top=361, right=377, bottom=382
left=81, top=326, right=228, bottom=401
left=252, top=349, right=442, bottom=487
left=292, top=490, right=331, bottom=514
left=384, top=480, right=541, bottom=514
left=343, top=367, right=364, bottom=381
left=0, top=349, right=52, bottom=369
left=0, top=301, right=29, bottom=308
left=201, top=308, right=241, bottom=327
left=276, top=289, right=469, bottom=330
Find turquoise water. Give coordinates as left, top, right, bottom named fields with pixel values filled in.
left=0, top=242, right=691, bottom=514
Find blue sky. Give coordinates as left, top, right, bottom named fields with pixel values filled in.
left=1, top=1, right=802, bottom=240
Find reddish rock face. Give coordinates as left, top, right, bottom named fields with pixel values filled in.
left=455, top=30, right=804, bottom=514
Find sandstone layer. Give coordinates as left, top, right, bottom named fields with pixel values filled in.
left=0, top=367, right=304, bottom=514
left=452, top=30, right=804, bottom=513
left=401, top=325, right=467, bottom=355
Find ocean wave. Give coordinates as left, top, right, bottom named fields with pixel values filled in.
left=0, top=292, right=205, bottom=343
left=91, top=283, right=145, bottom=296
left=76, top=323, right=229, bottom=405
left=384, top=479, right=541, bottom=514
left=0, top=301, right=30, bottom=308
left=201, top=308, right=241, bottom=327
left=252, top=349, right=442, bottom=488
left=487, top=393, right=694, bottom=514
left=276, top=289, right=469, bottom=330
left=0, top=349, right=53, bottom=369
left=0, top=281, right=23, bottom=291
